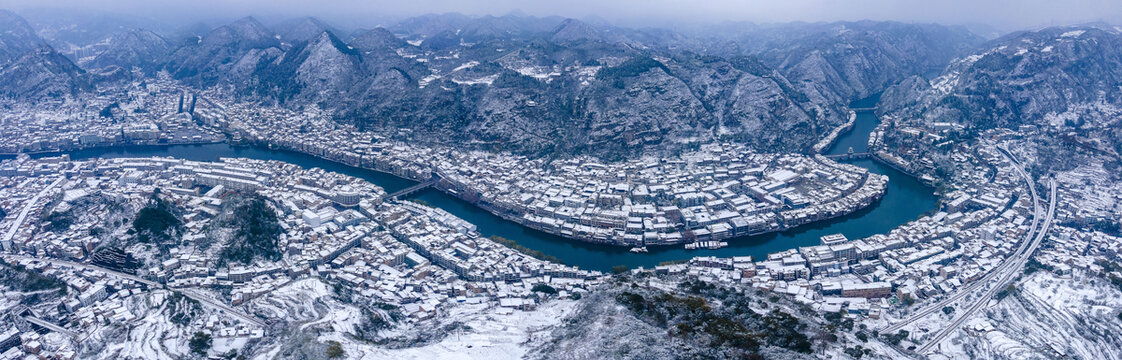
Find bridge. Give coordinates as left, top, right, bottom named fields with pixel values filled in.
left=24, top=316, right=78, bottom=338
left=823, top=152, right=871, bottom=160
left=850, top=106, right=878, bottom=111
left=385, top=179, right=438, bottom=199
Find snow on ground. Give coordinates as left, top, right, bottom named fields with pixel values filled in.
left=452, top=61, right=480, bottom=72
left=1047, top=159, right=1122, bottom=231
left=419, top=74, right=441, bottom=88
left=0, top=293, right=18, bottom=312
left=245, top=277, right=576, bottom=359
left=939, top=270, right=1122, bottom=359
left=91, top=291, right=188, bottom=359
left=514, top=66, right=561, bottom=80
left=212, top=337, right=250, bottom=355
left=960, top=54, right=985, bottom=66
left=249, top=277, right=332, bottom=322
left=300, top=305, right=362, bottom=334
left=318, top=299, right=578, bottom=360
left=451, top=74, right=500, bottom=86
left=1061, top=30, right=1086, bottom=38
left=931, top=71, right=963, bottom=95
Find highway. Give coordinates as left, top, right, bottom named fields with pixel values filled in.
left=176, top=288, right=266, bottom=327
left=917, top=177, right=1056, bottom=354
left=2, top=178, right=65, bottom=248
left=7, top=254, right=159, bottom=287
left=881, top=148, right=1045, bottom=335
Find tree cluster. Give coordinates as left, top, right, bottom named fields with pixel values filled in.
left=219, top=193, right=284, bottom=265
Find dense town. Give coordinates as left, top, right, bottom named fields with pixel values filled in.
left=1, top=69, right=1119, bottom=359
left=0, top=154, right=600, bottom=358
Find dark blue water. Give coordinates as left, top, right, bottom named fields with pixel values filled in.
left=50, top=98, right=936, bottom=272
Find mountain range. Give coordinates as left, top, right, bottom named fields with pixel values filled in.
left=879, top=25, right=1122, bottom=156
left=19, top=9, right=1122, bottom=159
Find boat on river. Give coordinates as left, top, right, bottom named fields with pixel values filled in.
left=684, top=241, right=728, bottom=250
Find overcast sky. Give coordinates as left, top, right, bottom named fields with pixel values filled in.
left=3, top=0, right=1121, bottom=32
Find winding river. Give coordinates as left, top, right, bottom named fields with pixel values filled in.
left=37, top=95, right=937, bottom=272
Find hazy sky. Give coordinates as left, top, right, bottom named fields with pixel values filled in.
left=3, top=0, right=1121, bottom=32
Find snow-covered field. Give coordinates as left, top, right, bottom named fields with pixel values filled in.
left=321, top=300, right=577, bottom=360
left=86, top=291, right=190, bottom=359
left=935, top=270, right=1122, bottom=359
left=243, top=277, right=578, bottom=359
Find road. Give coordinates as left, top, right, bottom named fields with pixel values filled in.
left=7, top=254, right=159, bottom=287
left=2, top=177, right=65, bottom=248
left=917, top=178, right=1056, bottom=354
left=4, top=254, right=266, bottom=328
left=176, top=288, right=266, bottom=327
left=24, top=315, right=79, bottom=338
left=0, top=177, right=267, bottom=329
left=881, top=148, right=1045, bottom=335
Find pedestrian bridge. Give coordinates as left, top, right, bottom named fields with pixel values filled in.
left=823, top=152, right=871, bottom=160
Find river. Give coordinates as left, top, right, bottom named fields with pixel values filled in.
left=40, top=96, right=936, bottom=272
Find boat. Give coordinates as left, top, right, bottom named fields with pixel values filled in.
left=629, top=246, right=648, bottom=253
left=684, top=241, right=728, bottom=250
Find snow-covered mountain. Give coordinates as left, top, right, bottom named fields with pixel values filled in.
left=880, top=26, right=1122, bottom=155
left=0, top=10, right=89, bottom=99
left=1, top=11, right=986, bottom=157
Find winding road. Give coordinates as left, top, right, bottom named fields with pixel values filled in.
left=4, top=254, right=266, bottom=328
left=3, top=178, right=266, bottom=329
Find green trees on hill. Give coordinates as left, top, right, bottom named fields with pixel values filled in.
left=219, top=193, right=283, bottom=265
left=132, top=193, right=183, bottom=249
left=166, top=292, right=202, bottom=326
left=531, top=284, right=557, bottom=295
left=613, top=287, right=815, bottom=355
left=596, top=56, right=669, bottom=88
left=0, top=260, right=68, bottom=295
left=325, top=341, right=345, bottom=358
left=189, top=331, right=212, bottom=355
left=42, top=209, right=76, bottom=232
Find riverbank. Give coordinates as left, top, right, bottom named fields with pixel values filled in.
left=813, top=110, right=857, bottom=154
left=14, top=92, right=938, bottom=271
left=43, top=146, right=935, bottom=273
left=240, top=136, right=893, bottom=249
